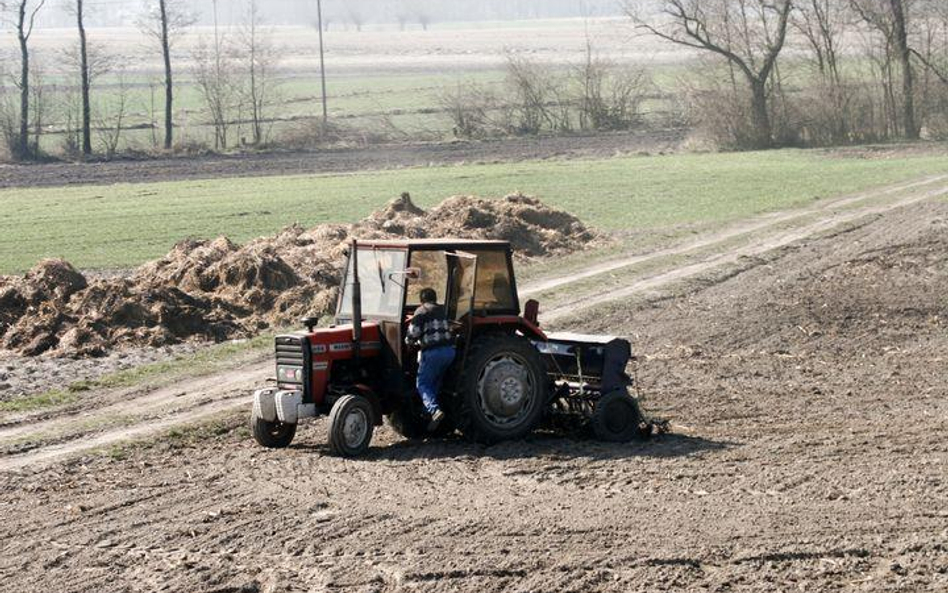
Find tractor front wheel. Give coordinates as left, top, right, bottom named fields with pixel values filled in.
left=591, top=390, right=644, bottom=442
left=251, top=416, right=297, bottom=449
left=456, top=334, right=547, bottom=443
left=328, top=394, right=375, bottom=456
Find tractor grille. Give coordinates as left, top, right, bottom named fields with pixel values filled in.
left=276, top=336, right=305, bottom=365
left=275, top=335, right=305, bottom=385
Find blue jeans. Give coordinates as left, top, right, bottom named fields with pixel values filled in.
left=417, top=345, right=456, bottom=414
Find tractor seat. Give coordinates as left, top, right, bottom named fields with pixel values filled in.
left=523, top=299, right=540, bottom=326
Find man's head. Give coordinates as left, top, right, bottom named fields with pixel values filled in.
left=420, top=287, right=437, bottom=304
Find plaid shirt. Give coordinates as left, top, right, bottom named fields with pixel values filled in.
left=406, top=303, right=454, bottom=350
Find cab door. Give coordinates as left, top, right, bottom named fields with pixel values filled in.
left=447, top=251, right=478, bottom=325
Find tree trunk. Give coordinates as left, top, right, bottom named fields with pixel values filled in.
left=889, top=0, right=919, bottom=139
left=17, top=3, right=31, bottom=159
left=77, top=0, right=92, bottom=156
left=159, top=0, right=174, bottom=150
left=249, top=30, right=260, bottom=145
left=749, top=78, right=773, bottom=149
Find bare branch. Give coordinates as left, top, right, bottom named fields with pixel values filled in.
left=911, top=48, right=948, bottom=86
left=25, top=0, right=45, bottom=40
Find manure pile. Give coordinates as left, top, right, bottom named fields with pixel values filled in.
left=0, top=193, right=594, bottom=357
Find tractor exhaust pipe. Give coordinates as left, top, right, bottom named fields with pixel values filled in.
left=350, top=239, right=362, bottom=365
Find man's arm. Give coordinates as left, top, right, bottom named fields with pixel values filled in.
left=406, top=310, right=425, bottom=345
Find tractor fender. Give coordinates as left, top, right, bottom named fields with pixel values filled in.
left=471, top=316, right=547, bottom=341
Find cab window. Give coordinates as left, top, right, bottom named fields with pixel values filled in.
left=471, top=250, right=516, bottom=312
left=338, top=248, right=408, bottom=319
left=406, top=250, right=449, bottom=308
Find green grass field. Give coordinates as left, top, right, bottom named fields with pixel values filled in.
left=1, top=148, right=946, bottom=274
left=32, top=69, right=508, bottom=154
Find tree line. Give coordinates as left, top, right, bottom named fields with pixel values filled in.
left=629, top=0, right=948, bottom=149
left=0, top=0, right=278, bottom=160
left=2, top=1, right=947, bottom=160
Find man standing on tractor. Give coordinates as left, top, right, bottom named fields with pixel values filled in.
left=407, top=288, right=456, bottom=431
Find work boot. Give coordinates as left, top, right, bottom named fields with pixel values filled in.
left=428, top=409, right=445, bottom=432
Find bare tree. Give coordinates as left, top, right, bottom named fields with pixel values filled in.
left=416, top=11, right=430, bottom=31
left=850, top=0, right=919, bottom=139
left=348, top=6, right=364, bottom=31
left=237, top=0, right=279, bottom=146
left=60, top=40, right=113, bottom=155
left=138, top=0, right=194, bottom=150
left=94, top=69, right=130, bottom=158
left=438, top=81, right=499, bottom=138
left=192, top=0, right=234, bottom=149
left=908, top=0, right=948, bottom=137
left=793, top=0, right=852, bottom=142
left=626, top=0, right=793, bottom=149
left=192, top=39, right=234, bottom=149
left=0, top=63, right=17, bottom=157
left=889, top=0, right=918, bottom=138
left=146, top=77, right=162, bottom=148
left=406, top=1, right=431, bottom=30
left=505, top=54, right=570, bottom=134
left=575, top=41, right=647, bottom=131
left=2, top=0, right=46, bottom=159
left=910, top=0, right=948, bottom=85
left=794, top=0, right=844, bottom=85
left=27, top=58, right=46, bottom=156
left=70, top=0, right=92, bottom=155
left=912, top=48, right=948, bottom=86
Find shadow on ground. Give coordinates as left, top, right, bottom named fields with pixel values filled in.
left=294, top=432, right=733, bottom=463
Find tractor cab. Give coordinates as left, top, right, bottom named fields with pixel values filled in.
left=334, top=240, right=526, bottom=368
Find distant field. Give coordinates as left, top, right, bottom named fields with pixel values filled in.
left=1, top=148, right=947, bottom=274
left=9, top=18, right=680, bottom=153
left=28, top=69, right=508, bottom=154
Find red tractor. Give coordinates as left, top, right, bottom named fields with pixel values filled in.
left=251, top=239, right=655, bottom=456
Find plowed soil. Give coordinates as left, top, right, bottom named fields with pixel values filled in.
left=0, top=130, right=685, bottom=189
left=1, top=198, right=947, bottom=592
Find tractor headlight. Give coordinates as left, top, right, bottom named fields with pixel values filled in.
left=278, top=366, right=303, bottom=382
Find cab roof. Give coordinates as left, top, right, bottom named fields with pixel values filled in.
left=352, top=239, right=512, bottom=250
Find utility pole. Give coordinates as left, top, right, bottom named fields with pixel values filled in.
left=316, top=0, right=328, bottom=128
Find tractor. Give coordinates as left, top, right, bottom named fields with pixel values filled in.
left=251, top=239, right=656, bottom=456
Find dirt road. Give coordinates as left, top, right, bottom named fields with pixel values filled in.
left=1, top=179, right=946, bottom=592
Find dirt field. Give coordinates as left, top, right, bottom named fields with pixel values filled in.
left=0, top=129, right=684, bottom=189
left=1, top=185, right=945, bottom=591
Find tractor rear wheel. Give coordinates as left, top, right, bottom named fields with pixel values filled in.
left=251, top=415, right=297, bottom=449
left=591, top=390, right=644, bottom=442
left=455, top=334, right=547, bottom=443
left=387, top=404, right=427, bottom=440
left=328, top=394, right=375, bottom=456
left=388, top=401, right=456, bottom=440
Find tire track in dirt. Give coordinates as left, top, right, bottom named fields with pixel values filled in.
left=1, top=175, right=946, bottom=471
left=0, top=361, right=270, bottom=443
left=520, top=174, right=948, bottom=297
left=539, top=183, right=948, bottom=323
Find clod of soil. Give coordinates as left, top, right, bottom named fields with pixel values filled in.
left=0, top=193, right=595, bottom=358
